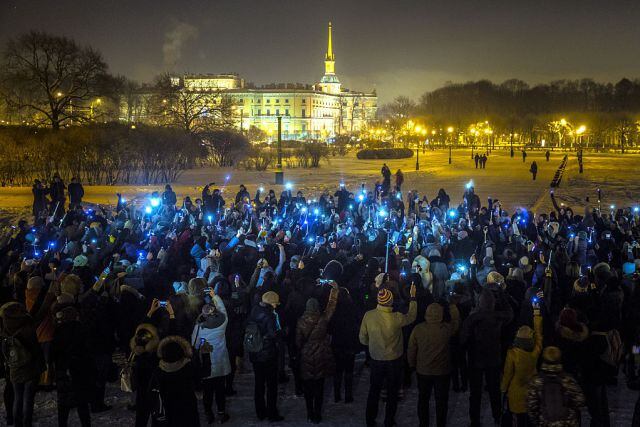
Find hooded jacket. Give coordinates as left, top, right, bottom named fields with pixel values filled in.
left=500, top=313, right=543, bottom=414
left=191, top=295, right=231, bottom=378
left=407, top=303, right=460, bottom=375
left=296, top=288, right=338, bottom=380
left=156, top=335, right=199, bottom=427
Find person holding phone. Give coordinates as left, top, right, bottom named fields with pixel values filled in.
left=500, top=297, right=544, bottom=426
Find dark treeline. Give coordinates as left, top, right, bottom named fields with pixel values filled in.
left=420, top=78, right=640, bottom=121
left=0, top=124, right=203, bottom=186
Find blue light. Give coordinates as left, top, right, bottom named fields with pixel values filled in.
left=91, top=239, right=97, bottom=244
left=120, top=196, right=126, bottom=203
left=358, top=194, right=364, bottom=202
left=465, top=180, right=474, bottom=189
left=308, top=237, right=314, bottom=243
left=301, top=207, right=307, bottom=213
left=349, top=204, right=353, bottom=210
left=635, top=207, right=639, bottom=213
left=150, top=198, right=160, bottom=207
left=303, top=220, right=308, bottom=225
left=314, top=208, right=319, bottom=215
left=225, top=175, right=231, bottom=181
left=378, top=209, right=388, bottom=218
left=207, top=215, right=213, bottom=223
left=569, top=233, right=575, bottom=239
left=144, top=206, right=152, bottom=214
left=457, top=264, right=467, bottom=272
left=49, top=242, right=55, bottom=248
left=448, top=209, right=457, bottom=218
left=259, top=187, right=264, bottom=192
left=34, top=251, right=40, bottom=257
left=285, top=182, right=293, bottom=190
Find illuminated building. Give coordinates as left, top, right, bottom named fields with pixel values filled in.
left=122, top=22, right=377, bottom=141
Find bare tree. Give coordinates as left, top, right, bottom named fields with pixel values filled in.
left=0, top=31, right=114, bottom=129
left=151, top=73, right=236, bottom=133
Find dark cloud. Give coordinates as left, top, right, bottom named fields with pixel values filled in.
left=1, top=0, right=639, bottom=103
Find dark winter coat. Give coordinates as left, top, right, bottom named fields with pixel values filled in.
left=67, top=182, right=84, bottom=205
left=156, top=336, right=199, bottom=427
left=52, top=315, right=95, bottom=406
left=247, top=302, right=280, bottom=363
left=0, top=302, right=45, bottom=383
left=49, top=180, right=66, bottom=203
left=296, top=288, right=338, bottom=380
left=32, top=185, right=49, bottom=217
left=460, top=289, right=514, bottom=369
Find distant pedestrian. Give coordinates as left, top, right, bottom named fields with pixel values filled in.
left=481, top=154, right=488, bottom=169
left=522, top=150, right=527, bottom=163
left=32, top=179, right=49, bottom=222
left=381, top=164, right=391, bottom=195
left=530, top=161, right=538, bottom=181
left=67, top=177, right=84, bottom=210
left=474, top=154, right=479, bottom=169
left=395, top=169, right=404, bottom=192
left=545, top=150, right=550, bottom=162
left=49, top=173, right=66, bottom=218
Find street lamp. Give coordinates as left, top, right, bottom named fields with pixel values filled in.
left=447, top=126, right=454, bottom=164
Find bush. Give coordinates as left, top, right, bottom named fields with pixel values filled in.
left=356, top=148, right=414, bottom=160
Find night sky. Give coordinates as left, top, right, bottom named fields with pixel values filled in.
left=1, top=0, right=639, bottom=103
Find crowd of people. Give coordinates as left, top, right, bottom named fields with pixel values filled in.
left=0, top=169, right=639, bottom=427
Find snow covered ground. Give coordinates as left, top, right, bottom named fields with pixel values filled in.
left=1, top=148, right=638, bottom=221
left=0, top=149, right=639, bottom=425
left=6, top=353, right=637, bottom=426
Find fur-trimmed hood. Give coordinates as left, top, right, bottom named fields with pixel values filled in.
left=130, top=323, right=160, bottom=356
left=555, top=322, right=589, bottom=342
left=157, top=335, right=192, bottom=373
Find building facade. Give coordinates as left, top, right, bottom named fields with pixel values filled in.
left=123, top=23, right=377, bottom=141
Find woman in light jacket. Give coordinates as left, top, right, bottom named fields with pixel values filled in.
left=500, top=300, right=543, bottom=426
left=192, top=290, right=231, bottom=424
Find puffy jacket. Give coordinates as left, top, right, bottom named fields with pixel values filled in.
left=191, top=295, right=231, bottom=378
left=501, top=314, right=543, bottom=414
left=407, top=303, right=460, bottom=375
left=360, top=300, right=417, bottom=361
left=296, top=288, right=338, bottom=380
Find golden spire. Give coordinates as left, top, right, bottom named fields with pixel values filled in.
left=326, top=22, right=334, bottom=61
left=324, top=22, right=335, bottom=75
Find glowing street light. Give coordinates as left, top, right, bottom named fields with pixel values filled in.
left=447, top=126, right=454, bottom=164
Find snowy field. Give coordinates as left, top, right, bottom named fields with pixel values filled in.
left=1, top=148, right=639, bottom=223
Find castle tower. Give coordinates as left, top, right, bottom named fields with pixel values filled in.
left=319, top=22, right=341, bottom=94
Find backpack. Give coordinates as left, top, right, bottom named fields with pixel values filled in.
left=1, top=332, right=32, bottom=370
left=541, top=374, right=570, bottom=422
left=593, top=330, right=623, bottom=367
left=244, top=321, right=264, bottom=354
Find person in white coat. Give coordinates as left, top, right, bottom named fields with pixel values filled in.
left=192, top=290, right=231, bottom=424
